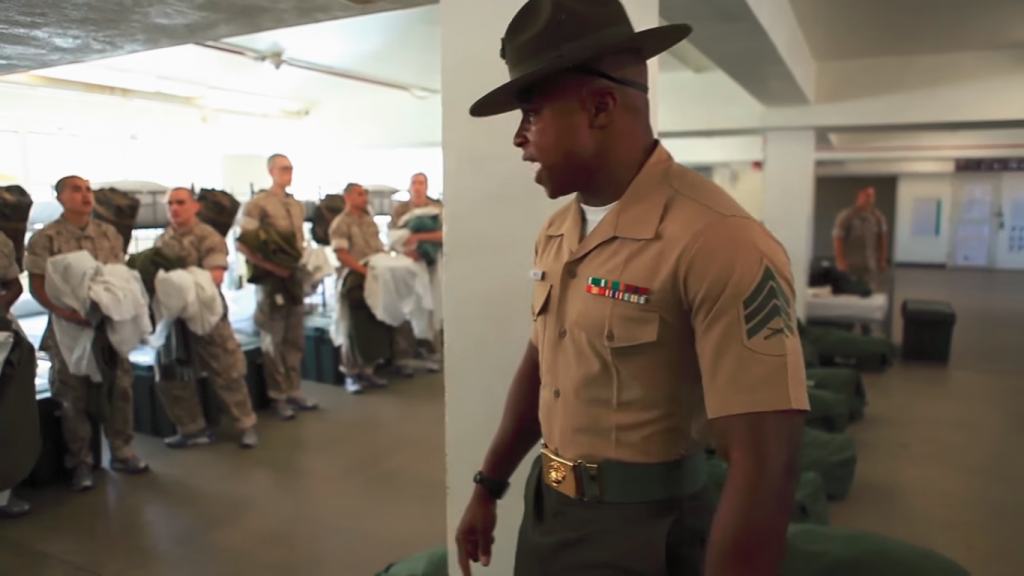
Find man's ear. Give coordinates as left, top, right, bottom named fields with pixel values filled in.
left=586, top=87, right=618, bottom=129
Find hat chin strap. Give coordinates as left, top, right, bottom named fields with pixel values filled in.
left=570, top=65, right=649, bottom=95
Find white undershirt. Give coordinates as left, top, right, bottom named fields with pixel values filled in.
left=580, top=202, right=618, bottom=237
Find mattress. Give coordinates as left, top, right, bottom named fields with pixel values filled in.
left=806, top=292, right=889, bottom=323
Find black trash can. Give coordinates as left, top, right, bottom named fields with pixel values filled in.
left=901, top=299, right=956, bottom=363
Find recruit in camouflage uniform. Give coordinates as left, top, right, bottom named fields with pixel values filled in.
left=154, top=210, right=258, bottom=445
left=23, top=175, right=148, bottom=490
left=237, top=154, right=316, bottom=419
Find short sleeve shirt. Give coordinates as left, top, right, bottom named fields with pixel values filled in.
left=0, top=233, right=19, bottom=281
left=23, top=217, right=125, bottom=275
left=532, top=144, right=809, bottom=464
left=240, top=190, right=306, bottom=249
left=155, top=221, right=229, bottom=270
left=832, top=207, right=886, bottom=266
left=328, top=209, right=386, bottom=263
left=389, top=198, right=444, bottom=229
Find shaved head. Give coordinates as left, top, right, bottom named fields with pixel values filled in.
left=166, top=187, right=199, bottom=228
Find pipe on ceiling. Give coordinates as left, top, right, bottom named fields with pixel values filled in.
left=196, top=41, right=440, bottom=98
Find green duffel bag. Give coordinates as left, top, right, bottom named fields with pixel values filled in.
left=800, top=323, right=898, bottom=372
left=802, top=339, right=820, bottom=368
left=783, top=524, right=970, bottom=576
left=311, top=194, right=346, bottom=246
left=93, top=187, right=140, bottom=254
left=807, top=367, right=866, bottom=421
left=792, top=472, right=829, bottom=526
left=800, top=428, right=857, bottom=501
left=0, top=184, right=32, bottom=271
left=197, top=188, right=241, bottom=237
left=705, top=459, right=829, bottom=526
left=806, top=387, right=850, bottom=433
left=375, top=545, right=448, bottom=576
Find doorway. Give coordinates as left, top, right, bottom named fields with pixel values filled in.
left=951, top=174, right=1024, bottom=270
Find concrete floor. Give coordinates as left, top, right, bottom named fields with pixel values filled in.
left=0, top=374, right=447, bottom=576
left=2, top=267, right=1023, bottom=575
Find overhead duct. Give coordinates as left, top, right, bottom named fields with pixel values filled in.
left=196, top=41, right=439, bottom=98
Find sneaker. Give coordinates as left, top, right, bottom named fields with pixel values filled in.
left=164, top=428, right=214, bottom=449
left=0, top=496, right=31, bottom=519
left=397, top=365, right=416, bottom=379
left=287, top=396, right=319, bottom=411
left=275, top=401, right=296, bottom=420
left=110, top=455, right=150, bottom=475
left=345, top=377, right=364, bottom=395
left=239, top=426, right=259, bottom=449
left=71, top=464, right=95, bottom=492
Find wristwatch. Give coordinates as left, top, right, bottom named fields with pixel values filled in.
left=473, top=471, right=510, bottom=501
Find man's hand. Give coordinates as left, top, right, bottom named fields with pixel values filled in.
left=456, top=488, right=498, bottom=575
left=405, top=250, right=422, bottom=262
left=404, top=233, right=420, bottom=249
left=835, top=259, right=848, bottom=273
left=57, top=308, right=91, bottom=327
left=268, top=264, right=293, bottom=279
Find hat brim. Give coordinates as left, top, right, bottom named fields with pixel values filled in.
left=469, top=23, right=693, bottom=118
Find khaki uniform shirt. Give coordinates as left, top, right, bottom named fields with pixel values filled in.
left=23, top=217, right=125, bottom=353
left=389, top=198, right=444, bottom=229
left=240, top=190, right=306, bottom=249
left=0, top=234, right=19, bottom=282
left=155, top=221, right=229, bottom=271
left=533, top=144, right=809, bottom=464
left=328, top=209, right=385, bottom=263
left=832, top=207, right=886, bottom=271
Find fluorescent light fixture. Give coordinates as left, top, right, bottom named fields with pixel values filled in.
left=21, top=66, right=308, bottom=118
left=198, top=88, right=307, bottom=116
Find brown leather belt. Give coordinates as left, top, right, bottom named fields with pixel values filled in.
left=540, top=447, right=706, bottom=503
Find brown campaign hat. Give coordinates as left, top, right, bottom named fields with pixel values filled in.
left=469, top=0, right=692, bottom=118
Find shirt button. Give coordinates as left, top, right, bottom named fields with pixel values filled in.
left=558, top=328, right=567, bottom=339
left=606, top=330, right=615, bottom=342
left=567, top=267, right=577, bottom=279
left=553, top=389, right=561, bottom=399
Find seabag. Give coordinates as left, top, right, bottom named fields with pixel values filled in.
left=197, top=188, right=241, bottom=237
left=0, top=185, right=33, bottom=271
left=312, top=194, right=346, bottom=246
left=93, top=187, right=141, bottom=253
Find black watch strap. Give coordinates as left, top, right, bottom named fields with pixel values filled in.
left=473, top=471, right=510, bottom=500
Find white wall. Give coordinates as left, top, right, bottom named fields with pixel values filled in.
left=0, top=84, right=442, bottom=201
left=894, top=175, right=954, bottom=265
left=712, top=164, right=764, bottom=220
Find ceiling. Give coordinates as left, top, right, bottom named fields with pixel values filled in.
left=5, top=4, right=704, bottom=109
left=0, top=0, right=432, bottom=74
left=791, top=0, right=1024, bottom=61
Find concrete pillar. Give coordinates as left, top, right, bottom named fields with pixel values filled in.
left=762, top=129, right=815, bottom=320
left=441, top=1, right=660, bottom=574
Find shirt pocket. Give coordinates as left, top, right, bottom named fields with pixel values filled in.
left=606, top=305, right=660, bottom=348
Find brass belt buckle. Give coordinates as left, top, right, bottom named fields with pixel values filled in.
left=540, top=448, right=578, bottom=499
left=540, top=448, right=600, bottom=501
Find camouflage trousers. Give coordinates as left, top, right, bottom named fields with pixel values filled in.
left=255, top=287, right=304, bottom=400
left=48, top=350, right=134, bottom=468
left=156, top=317, right=257, bottom=434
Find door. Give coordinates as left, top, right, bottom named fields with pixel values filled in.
left=996, top=174, right=1024, bottom=270
left=950, top=177, right=998, bottom=268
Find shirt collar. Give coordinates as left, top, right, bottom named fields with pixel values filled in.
left=545, top=142, right=674, bottom=246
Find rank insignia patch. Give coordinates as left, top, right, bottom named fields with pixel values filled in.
left=741, top=263, right=795, bottom=355
left=586, top=277, right=649, bottom=305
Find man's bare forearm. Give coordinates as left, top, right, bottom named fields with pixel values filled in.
left=833, top=238, right=846, bottom=267
left=28, top=274, right=64, bottom=315
left=479, top=342, right=543, bottom=483
left=705, top=411, right=804, bottom=576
